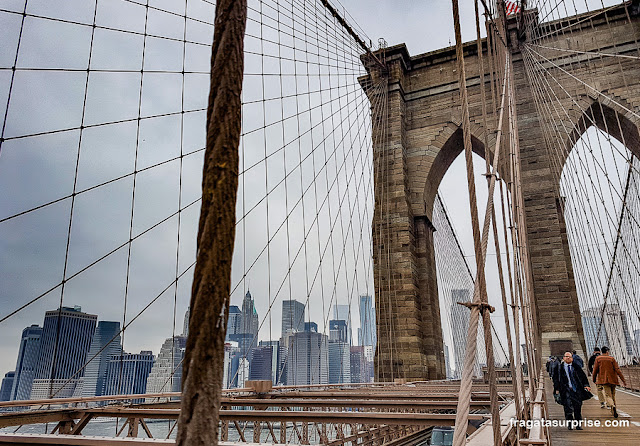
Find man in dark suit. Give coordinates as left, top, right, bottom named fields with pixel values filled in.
left=553, top=351, right=591, bottom=430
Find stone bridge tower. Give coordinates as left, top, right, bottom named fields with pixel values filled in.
left=363, top=4, right=640, bottom=381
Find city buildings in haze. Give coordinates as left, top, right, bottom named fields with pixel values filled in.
left=30, top=306, right=97, bottom=399
left=10, top=325, right=42, bottom=401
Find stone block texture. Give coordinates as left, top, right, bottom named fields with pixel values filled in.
left=361, top=4, right=640, bottom=380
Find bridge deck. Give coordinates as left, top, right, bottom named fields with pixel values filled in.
left=545, top=376, right=640, bottom=445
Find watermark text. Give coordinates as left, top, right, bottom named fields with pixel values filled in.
left=509, top=417, right=629, bottom=429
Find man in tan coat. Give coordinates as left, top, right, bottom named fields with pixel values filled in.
left=592, top=346, right=627, bottom=418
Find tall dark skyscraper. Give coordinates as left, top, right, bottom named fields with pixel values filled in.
left=329, top=320, right=348, bottom=343
left=282, top=299, right=305, bottom=336
left=350, top=346, right=365, bottom=383
left=82, top=321, right=122, bottom=397
left=333, top=304, right=352, bottom=345
left=226, top=305, right=242, bottom=340
left=10, top=324, right=42, bottom=401
left=249, top=345, right=275, bottom=381
left=304, top=321, right=318, bottom=333
left=30, top=306, right=97, bottom=399
left=226, top=292, right=260, bottom=355
left=241, top=290, right=259, bottom=338
left=358, top=295, right=376, bottom=347
left=104, top=351, right=154, bottom=402
left=0, top=372, right=15, bottom=401
left=328, top=341, right=350, bottom=384
left=258, top=340, right=280, bottom=384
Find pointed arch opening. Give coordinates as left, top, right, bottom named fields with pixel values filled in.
left=423, top=127, right=514, bottom=379
left=559, top=101, right=640, bottom=365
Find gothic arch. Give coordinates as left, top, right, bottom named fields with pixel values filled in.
left=563, top=99, right=640, bottom=168
left=421, top=124, right=496, bottom=220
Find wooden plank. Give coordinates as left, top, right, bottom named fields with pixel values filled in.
left=546, top=376, right=640, bottom=445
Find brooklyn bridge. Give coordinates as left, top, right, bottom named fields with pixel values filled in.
left=0, top=0, right=639, bottom=445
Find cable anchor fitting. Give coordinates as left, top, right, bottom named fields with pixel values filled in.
left=457, top=301, right=496, bottom=313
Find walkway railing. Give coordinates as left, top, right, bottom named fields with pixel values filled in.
left=520, top=370, right=550, bottom=446
left=621, top=365, right=640, bottom=392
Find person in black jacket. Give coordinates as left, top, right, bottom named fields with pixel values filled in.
left=587, top=347, right=601, bottom=374
left=553, top=351, right=591, bottom=430
left=572, top=350, right=584, bottom=368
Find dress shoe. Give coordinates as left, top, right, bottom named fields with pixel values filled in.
left=576, top=426, right=583, bottom=430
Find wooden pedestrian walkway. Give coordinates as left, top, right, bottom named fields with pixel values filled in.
left=544, top=376, right=640, bottom=445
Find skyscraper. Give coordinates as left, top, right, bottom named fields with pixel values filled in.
left=304, top=321, right=318, bottom=333
left=363, top=345, right=374, bottom=382
left=226, top=306, right=242, bottom=339
left=82, top=321, right=122, bottom=398
left=277, top=332, right=294, bottom=385
left=329, top=319, right=348, bottom=343
left=0, top=372, right=15, bottom=401
left=223, top=341, right=238, bottom=389
left=104, top=351, right=154, bottom=403
left=582, top=306, right=609, bottom=354
left=145, top=336, right=186, bottom=400
left=602, top=304, right=634, bottom=362
left=333, top=304, right=352, bottom=345
left=350, top=346, right=365, bottom=383
left=257, top=340, right=280, bottom=384
left=227, top=292, right=260, bottom=356
left=285, top=331, right=328, bottom=385
left=444, top=344, right=451, bottom=379
left=450, top=290, right=480, bottom=379
left=358, top=295, right=376, bottom=347
left=282, top=300, right=305, bottom=336
left=241, top=290, right=259, bottom=339
left=237, top=357, right=249, bottom=387
left=183, top=307, right=190, bottom=337
left=249, top=345, right=274, bottom=381
left=30, top=306, right=97, bottom=399
left=328, top=341, right=351, bottom=384
left=10, top=324, right=42, bottom=401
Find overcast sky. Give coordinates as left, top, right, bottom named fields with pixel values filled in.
left=0, top=0, right=628, bottom=379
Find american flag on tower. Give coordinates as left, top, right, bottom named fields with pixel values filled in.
left=505, top=1, right=521, bottom=15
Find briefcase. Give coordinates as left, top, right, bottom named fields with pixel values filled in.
left=580, top=388, right=594, bottom=401
left=554, top=393, right=563, bottom=405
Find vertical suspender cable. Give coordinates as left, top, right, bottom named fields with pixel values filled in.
left=451, top=0, right=508, bottom=444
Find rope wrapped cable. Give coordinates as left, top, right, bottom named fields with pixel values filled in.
left=476, top=0, right=522, bottom=419
left=176, top=0, right=246, bottom=443
left=451, top=0, right=511, bottom=443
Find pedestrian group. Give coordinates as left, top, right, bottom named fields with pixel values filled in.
left=547, top=346, right=627, bottom=430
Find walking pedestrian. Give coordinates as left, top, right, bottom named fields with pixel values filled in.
left=572, top=350, right=584, bottom=368
left=546, top=356, right=555, bottom=376
left=553, top=351, right=591, bottom=430
left=587, top=347, right=606, bottom=408
left=592, top=346, right=627, bottom=418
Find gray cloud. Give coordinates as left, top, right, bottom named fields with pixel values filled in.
left=0, top=0, right=622, bottom=379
